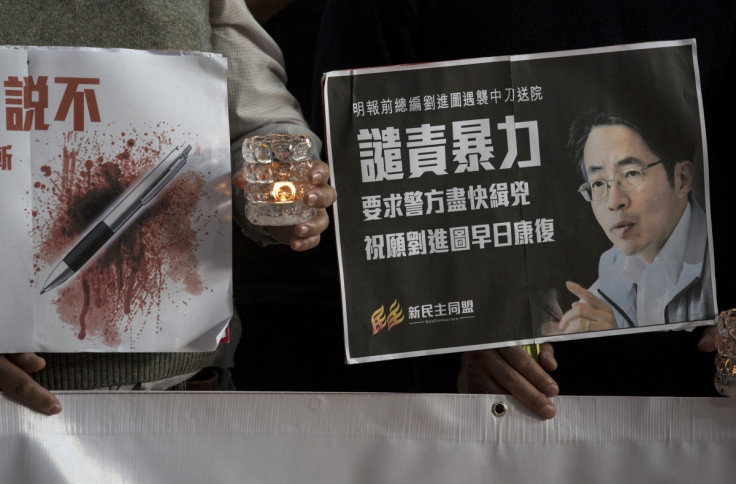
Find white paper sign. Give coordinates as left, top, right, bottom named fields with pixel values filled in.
left=0, top=47, right=232, bottom=352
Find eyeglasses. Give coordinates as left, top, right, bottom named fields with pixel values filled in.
left=578, top=160, right=665, bottom=202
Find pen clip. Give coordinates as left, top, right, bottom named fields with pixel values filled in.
left=140, top=145, right=191, bottom=204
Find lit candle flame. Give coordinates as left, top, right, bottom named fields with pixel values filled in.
left=272, top=181, right=296, bottom=202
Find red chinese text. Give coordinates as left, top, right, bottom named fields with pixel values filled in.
left=4, top=76, right=101, bottom=131
left=54, top=77, right=101, bottom=131
left=4, top=76, right=51, bottom=131
left=0, top=145, right=11, bottom=171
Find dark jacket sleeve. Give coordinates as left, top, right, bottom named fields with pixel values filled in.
left=310, top=0, right=419, bottom=146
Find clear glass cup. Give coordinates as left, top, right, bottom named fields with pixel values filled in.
left=242, top=134, right=317, bottom=226
left=714, top=308, right=736, bottom=397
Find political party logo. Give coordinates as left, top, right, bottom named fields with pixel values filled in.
left=370, top=300, right=404, bottom=335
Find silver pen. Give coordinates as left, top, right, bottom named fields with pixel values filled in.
left=40, top=143, right=192, bottom=294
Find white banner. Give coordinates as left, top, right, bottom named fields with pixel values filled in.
left=0, top=47, right=232, bottom=353
left=1, top=392, right=734, bottom=483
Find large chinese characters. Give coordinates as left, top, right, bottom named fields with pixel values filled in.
left=358, top=115, right=540, bottom=181
left=355, top=114, right=552, bottom=262
left=4, top=75, right=101, bottom=132
left=0, top=145, right=10, bottom=171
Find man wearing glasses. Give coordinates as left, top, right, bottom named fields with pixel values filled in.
left=544, top=111, right=714, bottom=334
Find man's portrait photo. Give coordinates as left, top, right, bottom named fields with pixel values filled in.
left=542, top=108, right=714, bottom=334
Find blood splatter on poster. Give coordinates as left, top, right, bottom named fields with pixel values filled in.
left=0, top=47, right=231, bottom=352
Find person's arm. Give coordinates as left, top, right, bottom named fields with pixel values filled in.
left=211, top=0, right=335, bottom=251
left=310, top=0, right=419, bottom=140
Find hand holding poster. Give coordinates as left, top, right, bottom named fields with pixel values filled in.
left=322, top=40, right=716, bottom=363
left=0, top=47, right=232, bottom=353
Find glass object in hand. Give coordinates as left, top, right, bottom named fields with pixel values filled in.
left=242, top=134, right=317, bottom=226
left=714, top=308, right=736, bottom=397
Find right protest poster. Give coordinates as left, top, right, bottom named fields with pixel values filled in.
left=322, top=40, right=717, bottom=363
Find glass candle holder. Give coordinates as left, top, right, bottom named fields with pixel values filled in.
left=714, top=308, right=736, bottom=397
left=242, top=134, right=317, bottom=226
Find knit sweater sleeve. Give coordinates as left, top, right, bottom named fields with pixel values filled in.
left=210, top=0, right=322, bottom=245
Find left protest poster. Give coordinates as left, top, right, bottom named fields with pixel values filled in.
left=0, top=47, right=232, bottom=353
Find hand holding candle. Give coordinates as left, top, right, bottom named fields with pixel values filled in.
left=242, top=134, right=317, bottom=225
left=233, top=134, right=336, bottom=251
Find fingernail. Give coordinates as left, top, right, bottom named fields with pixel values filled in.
left=306, top=193, right=318, bottom=205
left=311, top=173, right=323, bottom=184
left=544, top=383, right=559, bottom=397
left=47, top=403, right=62, bottom=415
left=297, top=225, right=309, bottom=236
left=540, top=352, right=558, bottom=370
left=540, top=404, right=556, bottom=420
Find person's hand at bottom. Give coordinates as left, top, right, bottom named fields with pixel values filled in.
left=457, top=344, right=559, bottom=419
left=0, top=353, right=61, bottom=415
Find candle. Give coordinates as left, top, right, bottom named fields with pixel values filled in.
left=272, top=181, right=296, bottom=203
